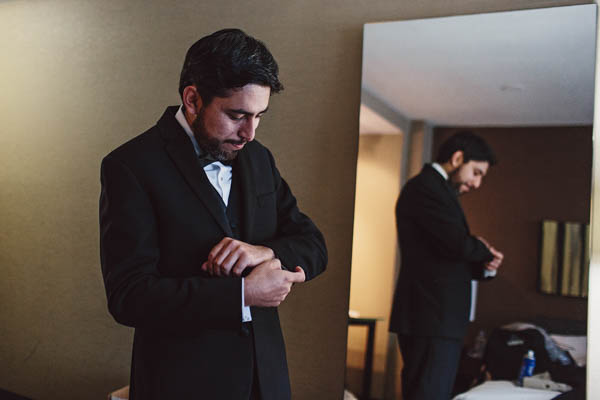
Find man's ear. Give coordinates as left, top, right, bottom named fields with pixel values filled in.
left=182, top=85, right=202, bottom=117
left=450, top=150, right=464, bottom=168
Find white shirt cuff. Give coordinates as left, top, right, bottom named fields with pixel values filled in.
left=483, top=269, right=497, bottom=278
left=241, top=278, right=252, bottom=322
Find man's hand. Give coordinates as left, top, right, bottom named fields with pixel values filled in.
left=201, top=237, right=275, bottom=277
left=477, top=236, right=504, bottom=271
left=244, top=259, right=305, bottom=307
left=485, top=246, right=504, bottom=271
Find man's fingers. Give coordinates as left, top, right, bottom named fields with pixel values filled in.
left=207, top=237, right=230, bottom=261
left=203, top=260, right=218, bottom=276
left=487, top=256, right=502, bottom=269
left=205, top=237, right=243, bottom=276
left=489, top=246, right=503, bottom=259
left=287, top=266, right=305, bottom=283
left=212, top=239, right=237, bottom=267
left=208, top=238, right=242, bottom=271
left=232, top=255, right=251, bottom=277
left=486, top=261, right=499, bottom=270
left=218, top=250, right=243, bottom=276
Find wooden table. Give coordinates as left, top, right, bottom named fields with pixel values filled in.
left=349, top=317, right=381, bottom=400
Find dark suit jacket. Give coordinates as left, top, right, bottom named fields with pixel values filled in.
left=389, top=164, right=493, bottom=339
left=99, top=106, right=327, bottom=400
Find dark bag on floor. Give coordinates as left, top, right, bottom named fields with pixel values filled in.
left=483, top=328, right=552, bottom=380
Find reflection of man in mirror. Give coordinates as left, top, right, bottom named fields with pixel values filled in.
left=389, top=131, right=503, bottom=400
left=99, top=29, right=327, bottom=400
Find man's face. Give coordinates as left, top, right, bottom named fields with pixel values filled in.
left=191, top=83, right=270, bottom=161
left=449, top=159, right=489, bottom=195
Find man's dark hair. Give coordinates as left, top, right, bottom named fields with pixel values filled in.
left=179, top=28, right=283, bottom=104
left=436, top=130, right=497, bottom=165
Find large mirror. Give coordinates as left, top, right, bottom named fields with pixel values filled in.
left=346, top=5, right=596, bottom=399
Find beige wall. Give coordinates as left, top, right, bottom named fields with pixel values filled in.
left=347, top=134, right=402, bottom=398
left=0, top=1, right=592, bottom=399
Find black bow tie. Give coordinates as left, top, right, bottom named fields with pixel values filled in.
left=199, top=155, right=234, bottom=168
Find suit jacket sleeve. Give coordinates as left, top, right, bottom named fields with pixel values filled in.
left=259, top=149, right=327, bottom=281
left=403, top=178, right=493, bottom=267
left=99, top=155, right=242, bottom=332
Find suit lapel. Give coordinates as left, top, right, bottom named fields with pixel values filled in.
left=443, top=179, right=469, bottom=229
left=443, top=181, right=466, bottom=222
left=158, top=107, right=233, bottom=237
left=235, top=148, right=257, bottom=243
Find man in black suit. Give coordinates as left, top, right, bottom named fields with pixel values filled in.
left=99, top=29, right=327, bottom=400
left=389, top=131, right=503, bottom=399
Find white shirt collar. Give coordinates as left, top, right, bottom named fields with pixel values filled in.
left=175, top=105, right=201, bottom=156
left=431, top=162, right=449, bottom=180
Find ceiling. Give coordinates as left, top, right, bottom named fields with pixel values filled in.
left=360, top=4, right=597, bottom=132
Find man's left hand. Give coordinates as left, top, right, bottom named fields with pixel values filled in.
left=485, top=246, right=504, bottom=271
left=201, top=237, right=275, bottom=277
left=476, top=236, right=504, bottom=271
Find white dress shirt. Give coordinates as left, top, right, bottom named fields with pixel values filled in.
left=431, top=162, right=448, bottom=180
left=175, top=106, right=252, bottom=322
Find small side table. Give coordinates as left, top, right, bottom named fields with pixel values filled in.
left=349, top=317, right=381, bottom=400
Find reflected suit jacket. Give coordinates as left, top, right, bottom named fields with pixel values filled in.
left=389, top=164, right=492, bottom=339
left=99, top=106, right=327, bottom=400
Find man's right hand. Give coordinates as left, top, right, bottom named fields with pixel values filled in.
left=244, top=259, right=306, bottom=307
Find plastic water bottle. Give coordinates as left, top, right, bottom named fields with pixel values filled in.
left=518, top=350, right=536, bottom=386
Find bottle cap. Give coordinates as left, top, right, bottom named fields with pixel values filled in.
left=527, top=350, right=535, bottom=358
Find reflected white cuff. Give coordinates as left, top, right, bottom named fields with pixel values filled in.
left=483, top=269, right=497, bottom=278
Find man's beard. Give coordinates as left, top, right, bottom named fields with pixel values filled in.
left=448, top=170, right=462, bottom=196
left=191, top=113, right=244, bottom=161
